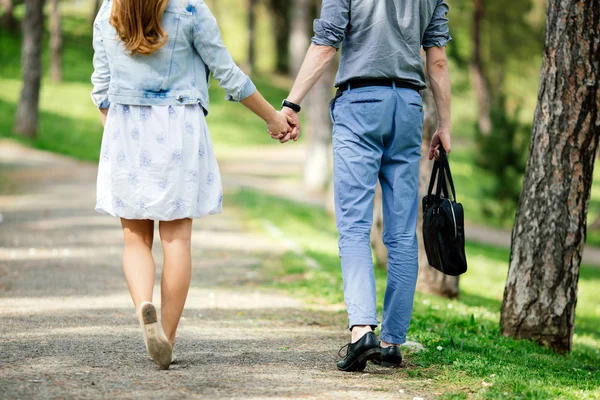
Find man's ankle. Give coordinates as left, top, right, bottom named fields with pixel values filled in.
left=351, top=325, right=373, bottom=343
left=380, top=340, right=398, bottom=348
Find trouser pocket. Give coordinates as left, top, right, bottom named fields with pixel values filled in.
left=329, top=97, right=336, bottom=123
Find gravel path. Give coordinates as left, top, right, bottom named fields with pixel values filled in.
left=0, top=140, right=432, bottom=399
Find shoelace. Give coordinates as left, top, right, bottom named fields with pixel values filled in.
left=338, top=343, right=351, bottom=358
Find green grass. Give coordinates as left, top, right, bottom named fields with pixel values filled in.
left=229, top=188, right=600, bottom=400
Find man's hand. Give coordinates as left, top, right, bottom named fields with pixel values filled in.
left=271, top=107, right=301, bottom=143
left=429, top=128, right=451, bottom=160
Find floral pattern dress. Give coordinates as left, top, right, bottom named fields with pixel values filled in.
left=95, top=104, right=222, bottom=221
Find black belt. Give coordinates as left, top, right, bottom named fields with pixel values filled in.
left=336, top=79, right=421, bottom=96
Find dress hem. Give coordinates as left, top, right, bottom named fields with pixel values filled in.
left=95, top=205, right=222, bottom=221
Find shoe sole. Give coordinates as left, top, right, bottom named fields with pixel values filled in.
left=372, top=359, right=402, bottom=368
left=140, top=302, right=172, bottom=370
left=337, top=348, right=381, bottom=372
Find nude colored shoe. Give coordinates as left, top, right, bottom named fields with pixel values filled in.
left=139, top=302, right=172, bottom=370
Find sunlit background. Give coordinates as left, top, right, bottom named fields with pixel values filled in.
left=0, top=0, right=598, bottom=398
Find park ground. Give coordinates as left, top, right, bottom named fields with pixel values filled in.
left=1, top=140, right=599, bottom=399
left=1, top=2, right=600, bottom=399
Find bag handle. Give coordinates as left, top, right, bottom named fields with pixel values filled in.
left=439, top=147, right=457, bottom=201
left=426, top=146, right=455, bottom=201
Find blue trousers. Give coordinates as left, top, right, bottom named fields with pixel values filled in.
left=331, top=84, right=423, bottom=345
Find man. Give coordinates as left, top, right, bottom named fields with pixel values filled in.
left=277, top=0, right=452, bottom=371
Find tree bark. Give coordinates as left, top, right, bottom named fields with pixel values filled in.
left=500, top=0, right=600, bottom=354
left=246, top=0, right=257, bottom=74
left=289, top=0, right=311, bottom=75
left=470, top=0, right=492, bottom=135
left=49, top=0, right=62, bottom=82
left=304, top=61, right=336, bottom=194
left=14, top=0, right=45, bottom=138
left=0, top=0, right=18, bottom=32
left=270, top=0, right=290, bottom=74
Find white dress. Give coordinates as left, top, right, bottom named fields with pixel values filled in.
left=95, top=103, right=222, bottom=221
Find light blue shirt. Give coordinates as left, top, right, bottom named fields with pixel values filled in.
left=91, top=0, right=256, bottom=113
left=312, top=0, right=452, bottom=89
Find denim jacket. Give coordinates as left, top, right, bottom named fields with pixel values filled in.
left=91, top=0, right=256, bottom=113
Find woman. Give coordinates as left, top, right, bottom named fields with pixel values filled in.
left=91, top=0, right=293, bottom=369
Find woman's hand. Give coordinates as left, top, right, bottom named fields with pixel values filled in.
left=99, top=108, right=109, bottom=127
left=266, top=111, right=292, bottom=138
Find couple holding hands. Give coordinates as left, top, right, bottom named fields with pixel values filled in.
left=91, top=0, right=452, bottom=371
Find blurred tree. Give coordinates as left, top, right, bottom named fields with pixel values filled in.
left=247, top=0, right=256, bottom=73
left=289, top=0, right=311, bottom=75
left=500, top=0, right=599, bottom=354
left=470, top=0, right=491, bottom=135
left=304, top=61, right=335, bottom=193
left=14, top=0, right=45, bottom=138
left=49, top=0, right=62, bottom=82
left=472, top=0, right=544, bottom=221
left=269, top=0, right=290, bottom=74
left=0, top=0, right=18, bottom=32
left=372, top=52, right=459, bottom=298
left=88, top=0, right=101, bottom=25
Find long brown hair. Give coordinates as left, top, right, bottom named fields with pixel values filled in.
left=110, top=0, right=169, bottom=56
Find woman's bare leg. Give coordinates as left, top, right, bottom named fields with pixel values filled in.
left=158, top=218, right=193, bottom=347
left=120, top=218, right=155, bottom=311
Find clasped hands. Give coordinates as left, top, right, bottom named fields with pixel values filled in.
left=266, top=107, right=300, bottom=144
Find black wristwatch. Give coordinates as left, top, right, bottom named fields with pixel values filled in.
left=282, top=99, right=301, bottom=113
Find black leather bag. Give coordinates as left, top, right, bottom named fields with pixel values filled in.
left=422, top=148, right=467, bottom=276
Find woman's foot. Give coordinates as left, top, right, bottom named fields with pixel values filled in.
left=139, top=302, right=172, bottom=370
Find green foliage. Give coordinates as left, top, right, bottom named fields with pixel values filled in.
left=229, top=188, right=600, bottom=400
left=475, top=96, right=531, bottom=220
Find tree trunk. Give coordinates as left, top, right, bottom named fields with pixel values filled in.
left=0, top=0, right=18, bottom=32
left=247, top=0, right=257, bottom=74
left=89, top=0, right=101, bottom=25
left=416, top=65, right=460, bottom=298
left=500, top=0, right=599, bottom=354
left=470, top=0, right=492, bottom=135
left=304, top=61, right=336, bottom=194
left=289, top=0, right=311, bottom=75
left=14, top=0, right=45, bottom=138
left=270, top=0, right=290, bottom=74
left=49, top=0, right=62, bottom=82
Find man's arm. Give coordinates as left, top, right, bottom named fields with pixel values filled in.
left=426, top=46, right=452, bottom=159
left=287, top=44, right=337, bottom=105
left=277, top=0, right=349, bottom=143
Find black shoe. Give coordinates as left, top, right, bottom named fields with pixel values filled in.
left=336, top=332, right=381, bottom=372
left=372, top=345, right=402, bottom=368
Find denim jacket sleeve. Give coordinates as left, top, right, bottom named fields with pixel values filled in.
left=191, top=1, right=256, bottom=102
left=311, top=0, right=351, bottom=50
left=91, top=24, right=111, bottom=109
left=423, top=0, right=452, bottom=48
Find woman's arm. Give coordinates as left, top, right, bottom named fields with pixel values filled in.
left=91, top=24, right=111, bottom=112
left=190, top=0, right=290, bottom=136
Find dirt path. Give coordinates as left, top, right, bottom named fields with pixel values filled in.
left=0, top=140, right=434, bottom=399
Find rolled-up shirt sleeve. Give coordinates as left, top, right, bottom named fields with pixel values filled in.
left=192, top=0, right=256, bottom=102
left=91, top=24, right=111, bottom=109
left=311, top=0, right=350, bottom=50
left=423, top=0, right=452, bottom=48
